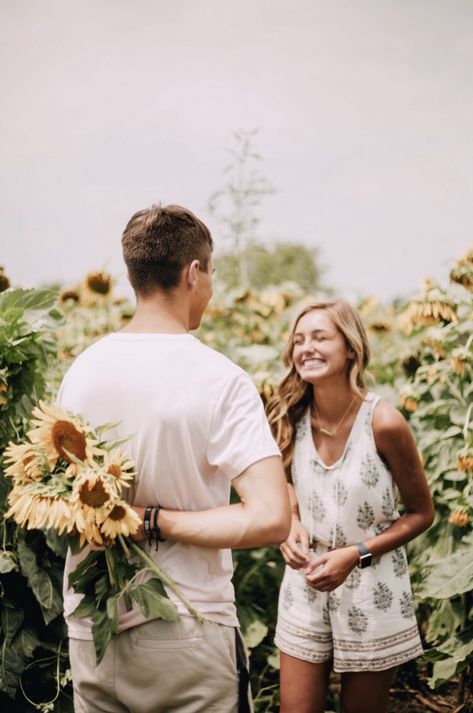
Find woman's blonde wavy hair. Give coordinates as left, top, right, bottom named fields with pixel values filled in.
left=266, top=299, right=371, bottom=474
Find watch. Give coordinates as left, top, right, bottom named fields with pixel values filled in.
left=356, top=543, right=372, bottom=569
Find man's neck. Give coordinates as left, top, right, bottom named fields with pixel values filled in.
left=120, top=296, right=189, bottom=334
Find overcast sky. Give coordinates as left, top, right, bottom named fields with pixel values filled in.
left=1, top=0, right=472, bottom=301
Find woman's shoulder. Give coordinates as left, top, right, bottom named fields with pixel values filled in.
left=371, top=395, right=410, bottom=443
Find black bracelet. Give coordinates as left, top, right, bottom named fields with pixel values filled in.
left=144, top=505, right=153, bottom=547
left=151, top=505, right=159, bottom=551
left=153, top=504, right=165, bottom=546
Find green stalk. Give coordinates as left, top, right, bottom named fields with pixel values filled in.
left=104, top=547, right=116, bottom=589
left=128, top=541, right=206, bottom=623
left=118, top=533, right=130, bottom=559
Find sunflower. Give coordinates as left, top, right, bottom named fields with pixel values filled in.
left=450, top=346, right=471, bottom=377
left=27, top=401, right=98, bottom=470
left=0, top=266, right=10, bottom=293
left=368, top=320, right=392, bottom=334
left=457, top=447, right=473, bottom=474
left=0, top=380, right=8, bottom=408
left=72, top=506, right=105, bottom=547
left=399, top=384, right=419, bottom=413
left=59, top=288, right=80, bottom=304
left=80, top=271, right=113, bottom=306
left=450, top=249, right=473, bottom=291
left=3, top=442, right=43, bottom=484
left=400, top=280, right=458, bottom=332
left=103, top=449, right=135, bottom=490
left=72, top=469, right=117, bottom=511
left=100, top=501, right=141, bottom=539
left=46, top=497, right=75, bottom=534
left=6, top=488, right=52, bottom=530
left=448, top=509, right=469, bottom=527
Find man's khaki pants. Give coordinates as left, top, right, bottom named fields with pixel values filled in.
left=69, top=618, right=251, bottom=713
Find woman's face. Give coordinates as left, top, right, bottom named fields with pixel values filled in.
left=292, top=309, right=352, bottom=384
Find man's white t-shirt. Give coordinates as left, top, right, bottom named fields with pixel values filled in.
left=58, top=332, right=281, bottom=640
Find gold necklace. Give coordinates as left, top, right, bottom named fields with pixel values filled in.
left=312, top=396, right=357, bottom=437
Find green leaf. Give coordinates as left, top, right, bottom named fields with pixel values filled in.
left=91, top=609, right=114, bottom=665
left=130, top=579, right=180, bottom=622
left=425, top=599, right=464, bottom=643
left=0, top=601, right=24, bottom=640
left=68, top=550, right=104, bottom=593
left=95, top=420, right=122, bottom=436
left=0, top=550, right=18, bottom=573
left=421, top=543, right=473, bottom=599
left=243, top=620, right=268, bottom=650
left=68, top=533, right=84, bottom=556
left=0, top=287, right=57, bottom=319
left=0, top=625, right=40, bottom=698
left=70, top=596, right=97, bottom=619
left=106, top=594, right=120, bottom=634
left=17, top=541, right=63, bottom=624
left=44, top=529, right=68, bottom=558
left=427, top=625, right=473, bottom=688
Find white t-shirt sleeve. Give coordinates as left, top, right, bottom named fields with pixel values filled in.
left=207, top=371, right=281, bottom=480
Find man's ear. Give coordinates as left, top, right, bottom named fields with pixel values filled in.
left=185, top=260, right=200, bottom=288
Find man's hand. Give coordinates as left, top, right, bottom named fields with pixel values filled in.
left=304, top=546, right=359, bottom=591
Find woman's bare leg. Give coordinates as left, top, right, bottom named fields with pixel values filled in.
left=340, top=667, right=397, bottom=713
left=279, top=652, right=332, bottom=713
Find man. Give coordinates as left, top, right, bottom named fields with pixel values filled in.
left=58, top=204, right=291, bottom=713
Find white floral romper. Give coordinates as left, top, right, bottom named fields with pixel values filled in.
left=275, top=392, right=423, bottom=671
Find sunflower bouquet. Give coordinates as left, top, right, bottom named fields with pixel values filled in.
left=3, top=401, right=204, bottom=663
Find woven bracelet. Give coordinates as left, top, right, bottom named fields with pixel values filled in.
left=143, top=505, right=153, bottom=547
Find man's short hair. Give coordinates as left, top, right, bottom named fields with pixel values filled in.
left=121, top=204, right=214, bottom=295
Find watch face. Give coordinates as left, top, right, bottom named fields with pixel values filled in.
left=359, top=553, right=372, bottom=569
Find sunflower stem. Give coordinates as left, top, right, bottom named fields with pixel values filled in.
left=118, top=534, right=130, bottom=559
left=128, top=541, right=206, bottom=623
left=104, top=547, right=116, bottom=590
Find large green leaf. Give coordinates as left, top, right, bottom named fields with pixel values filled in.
left=0, top=287, right=58, bottom=325
left=425, top=625, right=473, bottom=688
left=244, top=620, right=268, bottom=650
left=0, top=602, right=24, bottom=640
left=421, top=538, right=473, bottom=599
left=91, top=609, right=114, bottom=666
left=17, top=542, right=63, bottom=625
left=0, top=625, right=40, bottom=698
left=130, top=579, right=179, bottom=621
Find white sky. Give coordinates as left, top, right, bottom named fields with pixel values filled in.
left=1, top=0, right=472, bottom=301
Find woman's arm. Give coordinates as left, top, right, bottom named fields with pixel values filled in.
left=362, top=399, right=435, bottom=556
left=305, top=399, right=435, bottom=591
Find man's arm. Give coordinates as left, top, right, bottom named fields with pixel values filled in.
left=134, top=456, right=291, bottom=548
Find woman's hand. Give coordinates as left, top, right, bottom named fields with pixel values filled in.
left=279, top=515, right=311, bottom=569
left=304, top=546, right=359, bottom=591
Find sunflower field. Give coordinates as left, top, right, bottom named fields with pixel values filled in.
left=0, top=250, right=472, bottom=712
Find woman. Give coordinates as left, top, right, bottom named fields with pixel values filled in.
left=267, top=299, right=434, bottom=713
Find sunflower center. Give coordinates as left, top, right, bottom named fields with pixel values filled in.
left=52, top=421, right=87, bottom=462
left=109, top=505, right=126, bottom=521
left=79, top=479, right=110, bottom=508
left=87, top=272, right=111, bottom=295
left=107, top=464, right=122, bottom=479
